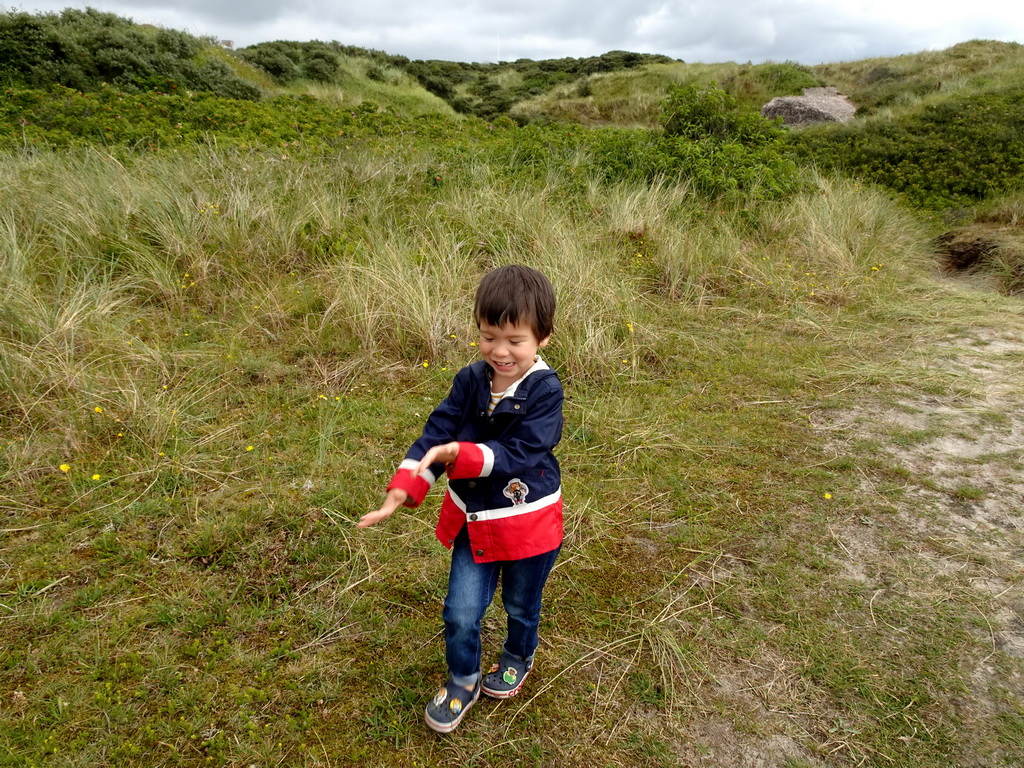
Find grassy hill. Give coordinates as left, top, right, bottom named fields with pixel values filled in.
left=510, top=39, right=1024, bottom=127
left=5, top=8, right=1022, bottom=126
left=2, top=10, right=1024, bottom=767
left=812, top=39, right=1024, bottom=114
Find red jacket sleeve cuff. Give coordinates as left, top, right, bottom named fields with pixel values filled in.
left=448, top=442, right=495, bottom=479
left=387, top=467, right=431, bottom=507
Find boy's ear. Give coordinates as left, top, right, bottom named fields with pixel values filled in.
left=538, top=335, right=551, bottom=348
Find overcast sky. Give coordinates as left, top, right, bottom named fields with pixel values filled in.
left=4, top=0, right=1022, bottom=64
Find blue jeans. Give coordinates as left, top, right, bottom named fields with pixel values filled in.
left=443, top=526, right=560, bottom=687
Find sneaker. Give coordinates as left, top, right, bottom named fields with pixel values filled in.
left=424, top=679, right=480, bottom=733
left=481, top=652, right=533, bottom=699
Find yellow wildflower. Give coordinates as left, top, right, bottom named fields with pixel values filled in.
left=59, top=464, right=71, bottom=473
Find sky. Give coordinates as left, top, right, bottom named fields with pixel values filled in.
left=4, top=0, right=1022, bottom=65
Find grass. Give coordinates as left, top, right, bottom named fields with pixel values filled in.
left=2, top=140, right=1023, bottom=767
left=294, top=57, right=457, bottom=117
left=811, top=39, right=1024, bottom=113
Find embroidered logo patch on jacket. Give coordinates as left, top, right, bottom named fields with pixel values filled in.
left=503, top=479, right=529, bottom=504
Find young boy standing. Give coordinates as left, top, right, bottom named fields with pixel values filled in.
left=359, top=265, right=564, bottom=733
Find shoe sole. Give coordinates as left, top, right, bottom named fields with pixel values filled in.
left=424, top=688, right=479, bottom=733
left=481, top=668, right=530, bottom=699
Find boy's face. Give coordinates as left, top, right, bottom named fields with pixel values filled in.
left=477, top=320, right=549, bottom=389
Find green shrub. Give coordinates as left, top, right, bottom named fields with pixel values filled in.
left=0, top=11, right=50, bottom=80
left=0, top=86, right=375, bottom=149
left=0, top=8, right=262, bottom=100
left=790, top=85, right=1024, bottom=208
left=0, top=78, right=798, bottom=203
left=236, top=42, right=302, bottom=84
left=193, top=60, right=262, bottom=101
left=479, top=86, right=800, bottom=202
left=661, top=82, right=784, bottom=146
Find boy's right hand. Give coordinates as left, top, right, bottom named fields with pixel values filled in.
left=358, top=488, right=408, bottom=528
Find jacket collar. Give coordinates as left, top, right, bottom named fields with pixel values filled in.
left=473, top=356, right=553, bottom=408
left=501, top=356, right=550, bottom=399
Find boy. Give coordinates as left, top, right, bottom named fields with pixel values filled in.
left=359, top=265, right=564, bottom=733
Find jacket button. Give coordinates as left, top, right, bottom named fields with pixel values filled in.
left=514, top=404, right=520, bottom=410
left=469, top=514, right=478, bottom=521
left=475, top=549, right=484, bottom=557
left=488, top=418, right=495, bottom=424
left=467, top=481, right=476, bottom=489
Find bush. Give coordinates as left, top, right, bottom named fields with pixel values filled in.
left=661, top=82, right=784, bottom=146
left=237, top=42, right=302, bottom=84
left=0, top=8, right=263, bottom=100
left=365, top=65, right=388, bottom=83
left=481, top=85, right=801, bottom=202
left=194, top=60, right=262, bottom=101
left=236, top=40, right=351, bottom=86
left=582, top=128, right=800, bottom=201
left=790, top=85, right=1024, bottom=208
left=303, top=52, right=338, bottom=83
left=0, top=11, right=50, bottom=80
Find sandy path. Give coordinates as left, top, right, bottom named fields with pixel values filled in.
left=824, top=297, right=1024, bottom=765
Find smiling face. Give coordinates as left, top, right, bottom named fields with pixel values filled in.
left=478, top=320, right=550, bottom=390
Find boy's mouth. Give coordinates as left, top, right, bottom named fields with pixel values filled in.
left=493, top=361, right=516, bottom=369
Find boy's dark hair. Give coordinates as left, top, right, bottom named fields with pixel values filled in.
left=474, top=265, right=555, bottom=340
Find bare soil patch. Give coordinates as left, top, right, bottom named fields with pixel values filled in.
left=819, top=293, right=1024, bottom=764
left=674, top=286, right=1024, bottom=767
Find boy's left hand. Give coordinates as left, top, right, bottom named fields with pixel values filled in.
left=414, top=441, right=460, bottom=477
left=358, top=488, right=408, bottom=528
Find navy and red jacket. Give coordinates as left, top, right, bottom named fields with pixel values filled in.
left=386, top=357, right=564, bottom=563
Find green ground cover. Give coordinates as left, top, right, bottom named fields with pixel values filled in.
left=2, top=137, right=1021, bottom=767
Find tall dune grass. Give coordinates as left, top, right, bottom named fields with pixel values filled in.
left=0, top=146, right=931, bottom=486
left=0, top=150, right=929, bottom=371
